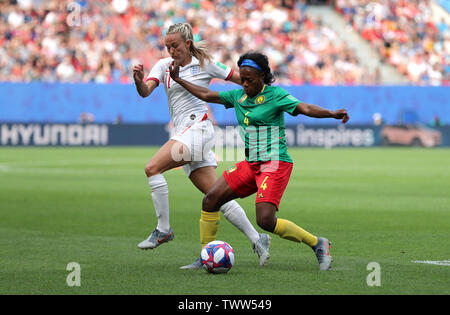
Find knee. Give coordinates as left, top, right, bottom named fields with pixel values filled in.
left=145, top=163, right=160, bottom=178
left=202, top=192, right=218, bottom=212
left=256, top=209, right=277, bottom=232
left=256, top=217, right=276, bottom=233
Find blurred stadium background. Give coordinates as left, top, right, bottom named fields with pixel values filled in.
left=0, top=0, right=449, bottom=147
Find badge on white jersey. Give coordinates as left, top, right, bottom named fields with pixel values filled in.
left=191, top=66, right=200, bottom=75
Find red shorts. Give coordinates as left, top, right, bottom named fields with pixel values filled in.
left=223, top=160, right=293, bottom=209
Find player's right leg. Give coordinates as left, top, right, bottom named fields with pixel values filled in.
left=179, top=175, right=239, bottom=270
left=138, top=139, right=190, bottom=250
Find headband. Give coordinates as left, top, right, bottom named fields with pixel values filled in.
left=240, top=59, right=263, bottom=72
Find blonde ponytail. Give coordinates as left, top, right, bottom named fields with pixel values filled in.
left=167, top=23, right=212, bottom=68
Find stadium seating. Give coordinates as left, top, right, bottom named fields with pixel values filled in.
left=0, top=0, right=391, bottom=85
left=334, top=0, right=449, bottom=85
left=1, top=0, right=447, bottom=85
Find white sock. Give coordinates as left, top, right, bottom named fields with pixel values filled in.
left=148, top=174, right=170, bottom=233
left=220, top=200, right=260, bottom=244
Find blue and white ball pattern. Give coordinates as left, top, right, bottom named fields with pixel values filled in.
left=200, top=240, right=235, bottom=274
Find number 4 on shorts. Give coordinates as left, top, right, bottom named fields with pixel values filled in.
left=260, top=176, right=269, bottom=191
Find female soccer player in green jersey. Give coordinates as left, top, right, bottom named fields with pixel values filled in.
left=169, top=52, right=349, bottom=270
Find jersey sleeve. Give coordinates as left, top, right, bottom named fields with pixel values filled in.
left=145, top=59, right=168, bottom=85
left=275, top=87, right=301, bottom=115
left=205, top=60, right=234, bottom=81
left=218, top=89, right=241, bottom=109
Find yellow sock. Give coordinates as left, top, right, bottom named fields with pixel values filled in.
left=199, top=210, right=220, bottom=248
left=273, top=218, right=318, bottom=247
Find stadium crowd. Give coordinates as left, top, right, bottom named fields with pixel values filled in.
left=0, top=0, right=381, bottom=85
left=335, top=0, right=450, bottom=85
left=0, top=0, right=447, bottom=85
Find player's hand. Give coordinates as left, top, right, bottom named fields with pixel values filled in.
left=169, top=62, right=180, bottom=81
left=334, top=109, right=349, bottom=124
left=133, top=64, right=144, bottom=82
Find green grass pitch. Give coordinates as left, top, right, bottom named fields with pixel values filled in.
left=0, top=147, right=449, bottom=295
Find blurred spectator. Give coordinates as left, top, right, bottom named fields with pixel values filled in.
left=430, top=114, right=444, bottom=126
left=373, top=112, right=383, bottom=125
left=1, top=0, right=446, bottom=85
left=335, top=0, right=449, bottom=85
left=115, top=113, right=123, bottom=124
left=56, top=55, right=76, bottom=81
left=79, top=112, right=95, bottom=123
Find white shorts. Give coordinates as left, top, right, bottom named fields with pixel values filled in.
left=171, top=114, right=217, bottom=177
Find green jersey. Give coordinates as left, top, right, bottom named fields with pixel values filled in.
left=219, top=85, right=300, bottom=163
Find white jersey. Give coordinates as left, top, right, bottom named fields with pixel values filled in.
left=146, top=56, right=234, bottom=131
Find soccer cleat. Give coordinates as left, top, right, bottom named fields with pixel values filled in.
left=179, top=257, right=202, bottom=270
left=312, top=237, right=333, bottom=270
left=253, top=233, right=271, bottom=266
left=137, top=228, right=174, bottom=250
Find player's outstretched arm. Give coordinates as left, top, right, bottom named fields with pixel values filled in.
left=228, top=70, right=241, bottom=86
left=133, top=64, right=158, bottom=98
left=293, top=102, right=349, bottom=124
left=169, top=63, right=223, bottom=104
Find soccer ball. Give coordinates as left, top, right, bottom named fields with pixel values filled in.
left=200, top=240, right=235, bottom=274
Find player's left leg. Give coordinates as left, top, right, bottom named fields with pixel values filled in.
left=256, top=202, right=318, bottom=246
left=254, top=161, right=316, bottom=244
left=138, top=139, right=191, bottom=250
left=254, top=161, right=333, bottom=270
left=256, top=203, right=332, bottom=270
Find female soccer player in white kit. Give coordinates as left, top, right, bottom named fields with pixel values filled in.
left=132, top=23, right=270, bottom=269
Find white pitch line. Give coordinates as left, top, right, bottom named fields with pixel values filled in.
left=411, top=260, right=450, bottom=266
left=0, top=164, right=12, bottom=171
left=0, top=159, right=145, bottom=174
left=0, top=158, right=144, bottom=166
left=0, top=162, right=140, bottom=175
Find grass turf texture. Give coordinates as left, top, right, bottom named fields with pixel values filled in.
left=0, top=147, right=449, bottom=295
